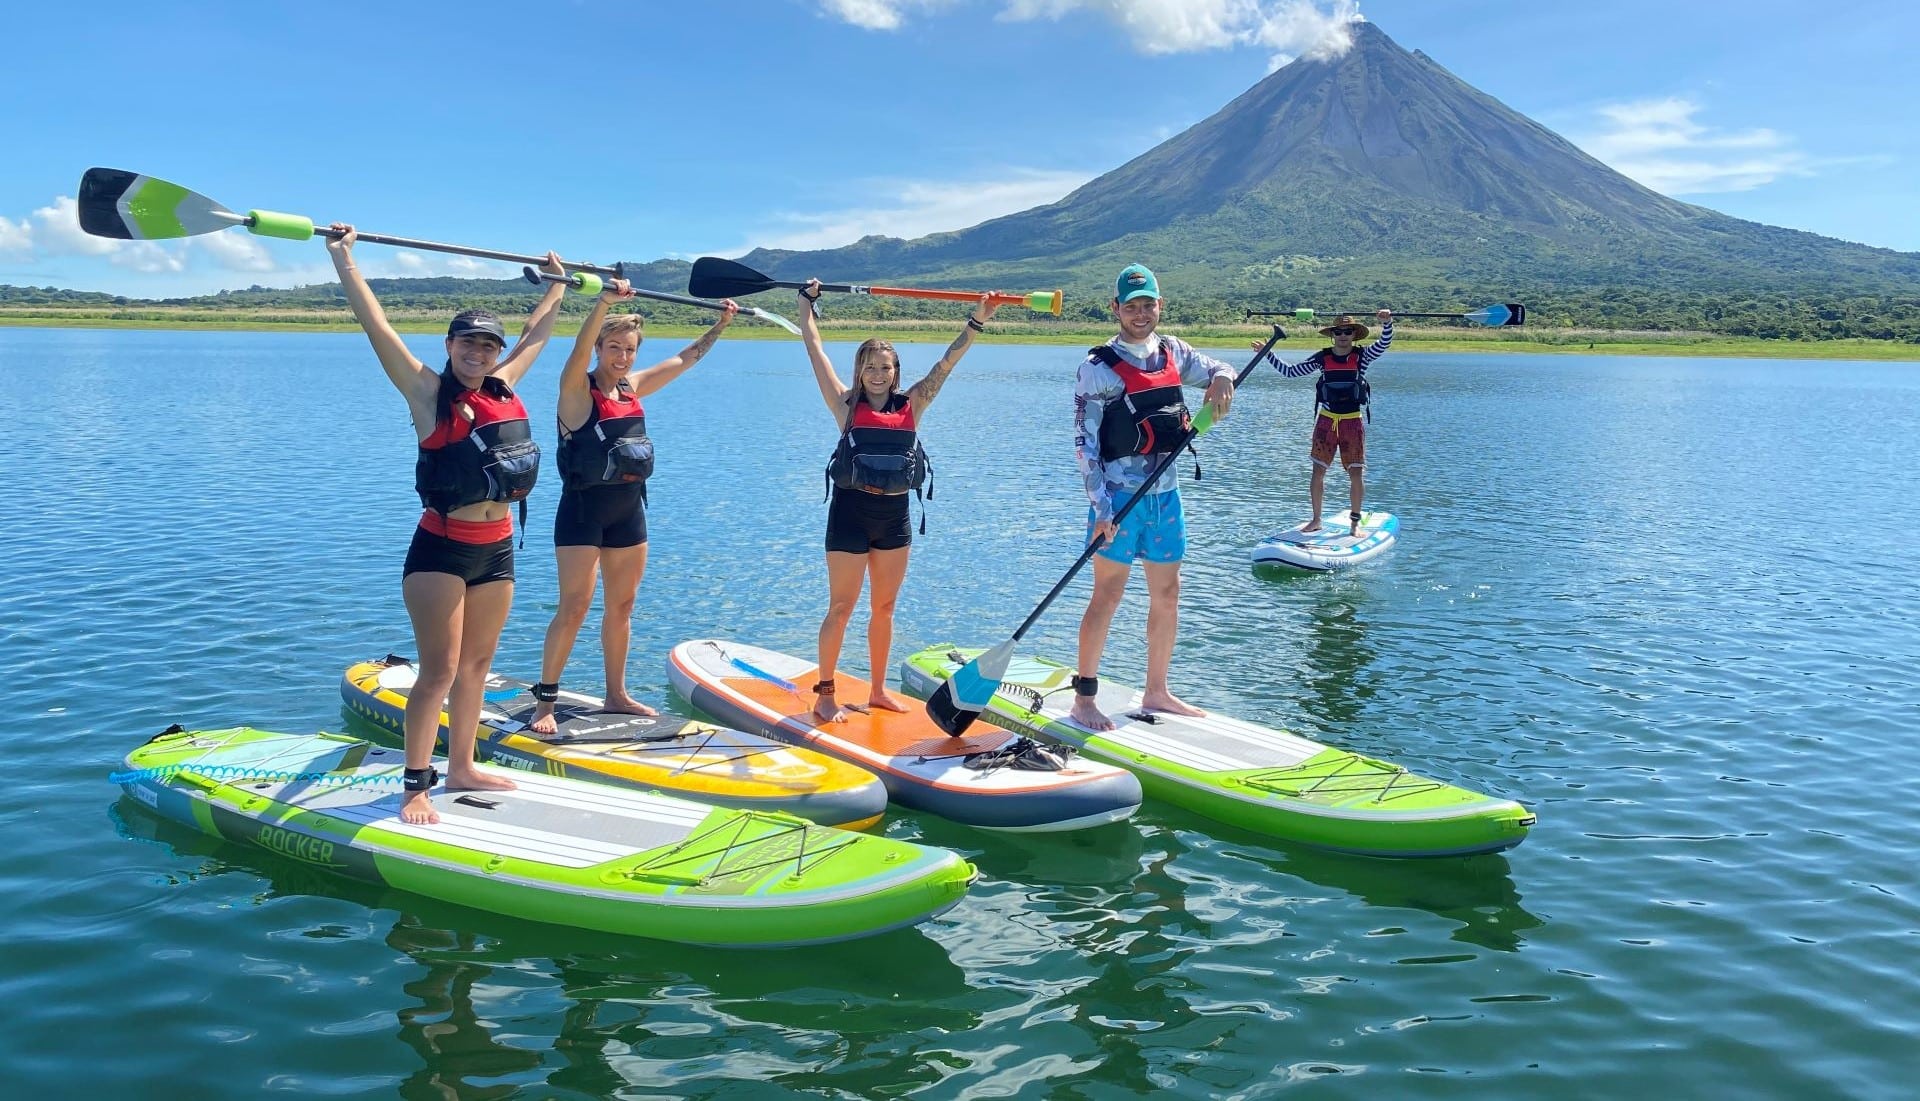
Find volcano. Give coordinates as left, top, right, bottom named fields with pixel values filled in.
left=714, top=22, right=1918, bottom=306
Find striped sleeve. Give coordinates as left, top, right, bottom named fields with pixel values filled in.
left=1269, top=349, right=1324, bottom=378
left=1359, top=319, right=1393, bottom=368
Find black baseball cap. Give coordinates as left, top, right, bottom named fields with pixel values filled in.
left=447, top=310, right=507, bottom=345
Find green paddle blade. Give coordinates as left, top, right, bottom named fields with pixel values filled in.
left=688, top=256, right=776, bottom=298
left=77, top=168, right=244, bottom=241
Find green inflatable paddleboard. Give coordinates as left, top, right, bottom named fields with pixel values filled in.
left=900, top=648, right=1533, bottom=857
left=116, top=726, right=973, bottom=945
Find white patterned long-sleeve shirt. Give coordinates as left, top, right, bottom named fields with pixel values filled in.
left=1073, top=333, right=1235, bottom=521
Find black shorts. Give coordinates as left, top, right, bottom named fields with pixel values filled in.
left=826, top=488, right=912, bottom=555
left=403, top=526, right=514, bottom=586
left=554, top=483, right=648, bottom=549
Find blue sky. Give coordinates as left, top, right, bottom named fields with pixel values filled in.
left=4, top=0, right=1916, bottom=297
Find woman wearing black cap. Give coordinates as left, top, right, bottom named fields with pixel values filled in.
left=327, top=224, right=568, bottom=825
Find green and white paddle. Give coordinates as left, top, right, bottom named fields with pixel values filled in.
left=924, top=323, right=1289, bottom=738
left=1244, top=304, right=1528, bottom=326
left=76, top=167, right=799, bottom=334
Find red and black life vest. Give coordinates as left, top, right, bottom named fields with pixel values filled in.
left=559, top=375, right=653, bottom=490
left=1092, top=343, right=1194, bottom=462
left=414, top=372, right=541, bottom=514
left=827, top=390, right=931, bottom=496
left=1314, top=349, right=1370, bottom=415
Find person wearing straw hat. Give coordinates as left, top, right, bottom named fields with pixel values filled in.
left=1069, top=263, right=1238, bottom=733
left=1257, top=308, right=1393, bottom=534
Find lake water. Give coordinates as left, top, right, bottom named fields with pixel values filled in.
left=2, top=326, right=1915, bottom=1098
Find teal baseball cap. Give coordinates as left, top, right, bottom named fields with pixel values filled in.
left=1114, top=263, right=1160, bottom=303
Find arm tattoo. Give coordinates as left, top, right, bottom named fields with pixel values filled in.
left=914, top=328, right=974, bottom=404
left=680, top=327, right=722, bottom=365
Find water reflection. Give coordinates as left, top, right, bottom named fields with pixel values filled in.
left=387, top=919, right=543, bottom=1101
left=112, top=796, right=981, bottom=1097
left=1237, top=832, right=1541, bottom=953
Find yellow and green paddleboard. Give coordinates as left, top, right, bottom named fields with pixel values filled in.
left=342, top=657, right=888, bottom=830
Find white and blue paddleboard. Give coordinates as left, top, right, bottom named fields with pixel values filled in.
left=1252, top=510, right=1398, bottom=571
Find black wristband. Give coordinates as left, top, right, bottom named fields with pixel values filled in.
left=966, top=315, right=985, bottom=333
left=801, top=287, right=820, bottom=302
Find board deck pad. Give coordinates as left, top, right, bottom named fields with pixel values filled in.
left=341, top=658, right=890, bottom=829
left=668, top=640, right=1143, bottom=832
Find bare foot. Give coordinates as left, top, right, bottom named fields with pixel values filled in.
left=1140, top=690, right=1206, bottom=717
left=812, top=695, right=849, bottom=724
left=1301, top=519, right=1323, bottom=533
left=528, top=700, right=558, bottom=736
left=867, top=688, right=911, bottom=713
left=400, top=789, right=438, bottom=825
left=1067, top=698, right=1116, bottom=732
left=446, top=767, right=517, bottom=792
left=603, top=693, right=659, bottom=717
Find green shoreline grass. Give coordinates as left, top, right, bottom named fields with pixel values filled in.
left=4, top=308, right=1917, bottom=360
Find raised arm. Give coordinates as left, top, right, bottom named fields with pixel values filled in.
left=326, top=224, right=433, bottom=409
left=1359, top=309, right=1393, bottom=367
left=905, top=293, right=998, bottom=422
left=797, top=279, right=851, bottom=421
left=555, top=278, right=635, bottom=431
left=627, top=299, right=739, bottom=399
left=1251, top=340, right=1324, bottom=378
left=493, top=251, right=569, bottom=388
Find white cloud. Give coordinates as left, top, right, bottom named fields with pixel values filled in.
left=0, top=215, right=30, bottom=254
left=821, top=0, right=953, bottom=30
left=819, top=0, right=1361, bottom=60
left=193, top=229, right=278, bottom=273
left=390, top=251, right=517, bottom=278
left=730, top=168, right=1092, bottom=253
left=109, top=241, right=187, bottom=274
left=1574, top=97, right=1811, bottom=195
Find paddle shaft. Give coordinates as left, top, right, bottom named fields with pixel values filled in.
left=276, top=219, right=616, bottom=276
left=795, top=279, right=1032, bottom=310
left=523, top=267, right=739, bottom=314
left=1001, top=325, right=1288, bottom=643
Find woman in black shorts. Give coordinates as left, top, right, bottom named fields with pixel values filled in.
left=526, top=278, right=738, bottom=734
left=797, top=277, right=997, bottom=723
left=327, top=226, right=568, bottom=824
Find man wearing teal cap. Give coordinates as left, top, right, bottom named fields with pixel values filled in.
left=1068, top=263, right=1237, bottom=731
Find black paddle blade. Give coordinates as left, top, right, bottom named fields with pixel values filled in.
left=688, top=256, right=775, bottom=299
left=77, top=168, right=140, bottom=239
left=923, top=678, right=982, bottom=738
left=1503, top=304, right=1527, bottom=326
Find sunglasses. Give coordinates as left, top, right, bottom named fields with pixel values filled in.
left=1331, top=327, right=1358, bottom=336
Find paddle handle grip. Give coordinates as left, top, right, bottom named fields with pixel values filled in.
left=525, top=266, right=605, bottom=296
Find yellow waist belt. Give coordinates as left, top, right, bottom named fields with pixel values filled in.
left=1317, top=409, right=1364, bottom=422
